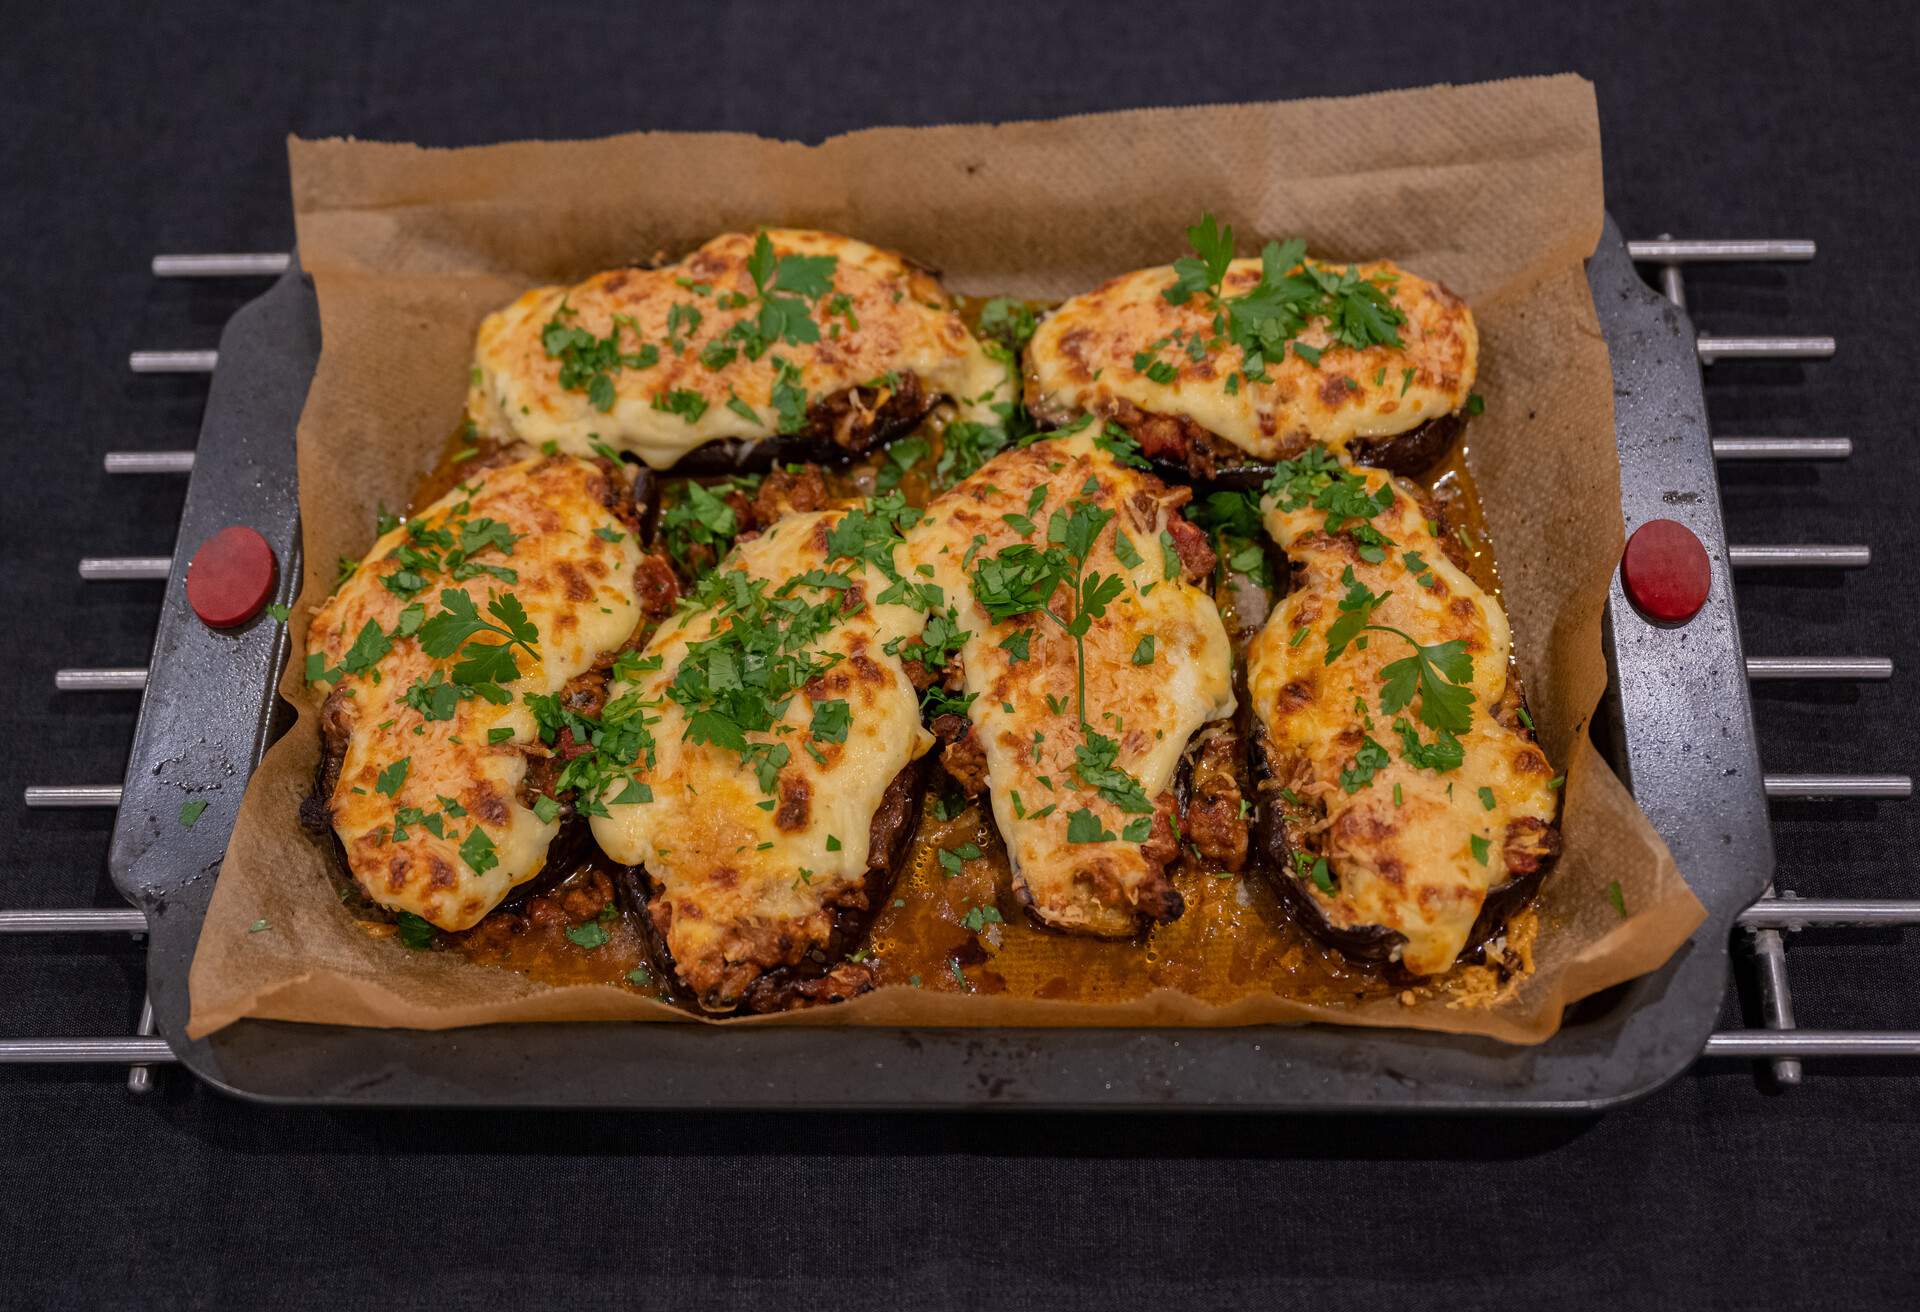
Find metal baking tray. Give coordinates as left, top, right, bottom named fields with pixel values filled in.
left=107, top=214, right=1774, bottom=1110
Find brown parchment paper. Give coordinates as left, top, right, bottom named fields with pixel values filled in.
left=186, top=74, right=1705, bottom=1043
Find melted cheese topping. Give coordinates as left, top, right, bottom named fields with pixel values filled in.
left=469, top=229, right=1013, bottom=469
left=907, top=432, right=1236, bottom=936
left=590, top=510, right=934, bottom=1006
left=1245, top=465, right=1556, bottom=975
left=1028, top=257, right=1476, bottom=462
left=309, top=455, right=643, bottom=930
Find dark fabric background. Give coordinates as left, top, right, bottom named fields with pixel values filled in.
left=2, top=1, right=1916, bottom=1307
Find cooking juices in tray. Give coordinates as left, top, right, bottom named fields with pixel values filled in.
left=303, top=222, right=1559, bottom=1016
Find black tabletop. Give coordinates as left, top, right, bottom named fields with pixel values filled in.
left=4, top=1, right=1917, bottom=1306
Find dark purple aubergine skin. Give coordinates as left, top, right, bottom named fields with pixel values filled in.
left=656, top=379, right=936, bottom=477
left=1148, top=413, right=1467, bottom=492
left=628, top=462, right=658, bottom=537
left=1243, top=712, right=1408, bottom=966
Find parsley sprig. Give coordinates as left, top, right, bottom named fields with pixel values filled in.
left=743, top=232, right=838, bottom=352
left=971, top=497, right=1127, bottom=727
left=1374, top=633, right=1476, bottom=734
left=417, top=589, right=541, bottom=704
left=1317, top=563, right=1477, bottom=738
left=1164, top=213, right=1235, bottom=307
left=968, top=480, right=1158, bottom=845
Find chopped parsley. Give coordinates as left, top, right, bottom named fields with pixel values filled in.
left=1093, top=424, right=1150, bottom=471
left=459, top=826, right=499, bottom=876
left=1187, top=490, right=1271, bottom=587
left=1293, top=849, right=1335, bottom=894
left=978, top=297, right=1038, bottom=352
left=539, top=301, right=660, bottom=412
left=1393, top=718, right=1464, bottom=774
left=960, top=903, right=1004, bottom=933
left=1338, top=736, right=1390, bottom=794
left=876, top=434, right=929, bottom=493
left=936, top=842, right=982, bottom=877
left=1065, top=807, right=1116, bottom=844
left=651, top=388, right=710, bottom=424
left=565, top=921, right=610, bottom=950
left=375, top=757, right=410, bottom=797
left=934, top=421, right=1012, bottom=489
left=395, top=911, right=436, bottom=949
left=809, top=698, right=851, bottom=744
left=178, top=798, right=208, bottom=828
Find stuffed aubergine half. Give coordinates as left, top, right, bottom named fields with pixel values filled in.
left=1243, top=447, right=1560, bottom=977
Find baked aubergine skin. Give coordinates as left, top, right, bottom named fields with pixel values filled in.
left=588, top=506, right=936, bottom=1011
left=1026, top=251, right=1477, bottom=483
left=305, top=453, right=647, bottom=930
left=906, top=429, right=1237, bottom=936
left=468, top=229, right=1014, bottom=471
left=1244, top=450, right=1559, bottom=977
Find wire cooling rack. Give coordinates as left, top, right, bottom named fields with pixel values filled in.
left=7, top=236, right=1914, bottom=1093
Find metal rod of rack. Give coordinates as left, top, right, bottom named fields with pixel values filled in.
left=21, top=786, right=124, bottom=808
left=1696, top=335, right=1835, bottom=362
left=78, top=556, right=171, bottom=581
left=1727, top=544, right=1871, bottom=569
left=55, top=667, right=148, bottom=692
left=0, top=909, right=145, bottom=933
left=129, top=350, right=218, bottom=374
left=1762, top=774, right=1912, bottom=800
left=1746, top=892, right=1802, bottom=1085
left=127, top=995, right=159, bottom=1093
left=1712, top=436, right=1852, bottom=460
left=1739, top=899, right=1920, bottom=929
left=1744, top=656, right=1892, bottom=681
left=1702, top=1032, right=1920, bottom=1058
left=1628, top=239, right=1816, bottom=262
left=152, top=252, right=291, bottom=278
left=0, top=1039, right=177, bottom=1065
left=104, top=450, right=194, bottom=474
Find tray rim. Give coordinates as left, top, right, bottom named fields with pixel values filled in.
left=109, top=213, right=1774, bottom=1113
